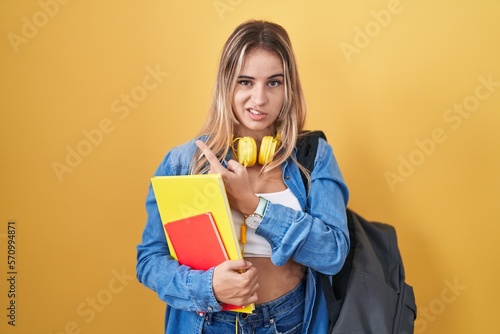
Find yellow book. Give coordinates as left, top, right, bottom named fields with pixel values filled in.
left=150, top=174, right=255, bottom=314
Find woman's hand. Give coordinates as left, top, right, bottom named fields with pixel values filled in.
left=195, top=140, right=258, bottom=215
left=212, top=260, right=259, bottom=306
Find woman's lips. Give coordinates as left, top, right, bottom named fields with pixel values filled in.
left=247, top=108, right=266, bottom=120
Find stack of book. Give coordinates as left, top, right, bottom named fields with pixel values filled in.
left=151, top=174, right=254, bottom=313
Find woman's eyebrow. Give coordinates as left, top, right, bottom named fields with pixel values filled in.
left=237, top=73, right=284, bottom=79
left=268, top=74, right=284, bottom=79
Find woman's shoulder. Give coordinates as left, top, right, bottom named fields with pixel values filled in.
left=315, top=135, right=336, bottom=160
left=168, top=136, right=204, bottom=154
left=155, top=135, right=206, bottom=175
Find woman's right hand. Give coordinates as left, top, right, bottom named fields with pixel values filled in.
left=212, top=260, right=259, bottom=306
left=195, top=140, right=258, bottom=215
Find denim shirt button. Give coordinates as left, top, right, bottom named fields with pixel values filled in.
left=207, top=306, right=213, bottom=311
left=285, top=175, right=290, bottom=179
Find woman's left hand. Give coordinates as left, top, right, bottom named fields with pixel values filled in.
left=195, top=140, right=258, bottom=215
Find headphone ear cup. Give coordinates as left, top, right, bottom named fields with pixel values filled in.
left=236, top=137, right=257, bottom=167
left=258, top=135, right=281, bottom=165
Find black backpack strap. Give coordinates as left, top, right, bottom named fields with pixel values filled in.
left=296, top=130, right=327, bottom=187
left=319, top=273, right=341, bottom=333
left=296, top=130, right=342, bottom=331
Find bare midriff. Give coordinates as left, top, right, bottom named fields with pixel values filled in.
left=246, top=257, right=305, bottom=304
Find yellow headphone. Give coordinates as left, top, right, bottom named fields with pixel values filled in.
left=232, top=133, right=281, bottom=167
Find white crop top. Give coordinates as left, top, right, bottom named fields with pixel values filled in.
left=232, top=188, right=302, bottom=258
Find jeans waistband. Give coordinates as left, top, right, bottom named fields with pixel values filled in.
left=209, top=278, right=306, bottom=326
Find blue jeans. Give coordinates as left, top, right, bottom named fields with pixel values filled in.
left=202, top=279, right=305, bottom=334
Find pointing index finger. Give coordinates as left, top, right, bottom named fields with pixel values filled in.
left=195, top=140, right=226, bottom=173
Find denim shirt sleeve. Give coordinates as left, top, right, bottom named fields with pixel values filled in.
left=256, top=138, right=350, bottom=275
left=136, top=139, right=223, bottom=313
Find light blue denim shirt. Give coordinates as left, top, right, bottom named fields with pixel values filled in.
left=136, top=136, right=349, bottom=334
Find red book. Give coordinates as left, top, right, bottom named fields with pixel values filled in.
left=165, top=212, right=229, bottom=270
left=165, top=212, right=244, bottom=311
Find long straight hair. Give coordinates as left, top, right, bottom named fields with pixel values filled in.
left=191, top=20, right=307, bottom=176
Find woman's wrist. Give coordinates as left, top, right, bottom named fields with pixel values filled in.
left=243, top=195, right=260, bottom=216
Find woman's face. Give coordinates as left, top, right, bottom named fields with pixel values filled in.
left=232, top=48, right=285, bottom=138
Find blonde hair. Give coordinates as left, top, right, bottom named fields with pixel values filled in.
left=191, top=20, right=307, bottom=176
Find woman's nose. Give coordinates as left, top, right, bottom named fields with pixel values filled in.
left=251, top=85, right=267, bottom=105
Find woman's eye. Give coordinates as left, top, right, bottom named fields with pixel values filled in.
left=239, top=80, right=251, bottom=86
left=268, top=80, right=281, bottom=87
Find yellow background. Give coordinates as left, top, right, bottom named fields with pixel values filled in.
left=1, top=1, right=499, bottom=333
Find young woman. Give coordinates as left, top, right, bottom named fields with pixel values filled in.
left=136, top=20, right=349, bottom=333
